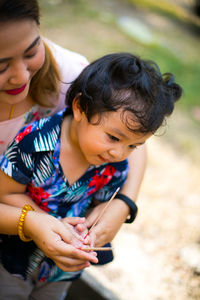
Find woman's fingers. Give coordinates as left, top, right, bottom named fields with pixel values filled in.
left=41, top=235, right=98, bottom=263
left=55, top=260, right=91, bottom=272
left=45, top=243, right=98, bottom=272
left=25, top=212, right=99, bottom=271
left=57, top=242, right=98, bottom=263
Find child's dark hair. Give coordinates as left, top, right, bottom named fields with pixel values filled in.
left=0, top=0, right=40, bottom=24
left=66, top=53, right=182, bottom=134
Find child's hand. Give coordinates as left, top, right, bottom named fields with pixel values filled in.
left=61, top=217, right=86, bottom=244
left=62, top=216, right=93, bottom=247
left=86, top=200, right=128, bottom=247
left=24, top=212, right=98, bottom=272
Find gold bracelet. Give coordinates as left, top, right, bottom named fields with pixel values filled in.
left=18, top=204, right=34, bottom=242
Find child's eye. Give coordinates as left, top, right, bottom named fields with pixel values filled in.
left=107, top=134, right=119, bottom=142
left=129, top=145, right=137, bottom=149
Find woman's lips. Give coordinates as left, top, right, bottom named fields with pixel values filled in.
left=5, top=84, right=26, bottom=95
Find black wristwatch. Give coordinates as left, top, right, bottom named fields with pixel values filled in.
left=115, top=193, right=138, bottom=223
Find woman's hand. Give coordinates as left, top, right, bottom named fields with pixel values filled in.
left=24, top=212, right=98, bottom=272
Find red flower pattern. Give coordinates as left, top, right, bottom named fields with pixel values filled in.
left=15, top=125, right=33, bottom=143
left=32, top=111, right=42, bottom=121
left=27, top=184, right=50, bottom=212
left=88, top=165, right=116, bottom=195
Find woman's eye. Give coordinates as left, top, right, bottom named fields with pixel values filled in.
left=108, top=134, right=119, bottom=142
left=0, top=65, right=8, bottom=74
left=25, top=51, right=37, bottom=59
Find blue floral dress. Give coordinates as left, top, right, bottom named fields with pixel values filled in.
left=0, top=109, right=128, bottom=282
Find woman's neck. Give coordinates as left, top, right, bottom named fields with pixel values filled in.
left=0, top=95, right=34, bottom=122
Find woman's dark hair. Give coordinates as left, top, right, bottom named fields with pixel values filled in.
left=0, top=0, right=40, bottom=24
left=65, top=53, right=182, bottom=134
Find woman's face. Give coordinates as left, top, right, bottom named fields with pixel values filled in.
left=0, top=20, right=45, bottom=106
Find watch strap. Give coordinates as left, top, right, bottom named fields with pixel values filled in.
left=115, top=193, right=138, bottom=223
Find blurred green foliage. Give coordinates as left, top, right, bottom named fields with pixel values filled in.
left=39, top=0, right=200, bottom=113
left=126, top=0, right=200, bottom=29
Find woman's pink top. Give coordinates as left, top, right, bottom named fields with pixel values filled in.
left=0, top=39, right=88, bottom=155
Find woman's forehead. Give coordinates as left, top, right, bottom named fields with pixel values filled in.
left=0, top=20, right=39, bottom=59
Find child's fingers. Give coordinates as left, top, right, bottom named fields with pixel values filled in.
left=75, top=222, right=88, bottom=233
left=63, top=217, right=86, bottom=226
left=87, top=231, right=96, bottom=247
left=61, top=218, right=88, bottom=242
left=83, top=234, right=90, bottom=245
left=57, top=222, right=84, bottom=246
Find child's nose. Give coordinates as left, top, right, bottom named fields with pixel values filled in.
left=9, top=61, right=29, bottom=86
left=108, top=146, right=127, bottom=161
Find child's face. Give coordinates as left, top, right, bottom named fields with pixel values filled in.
left=73, top=105, right=151, bottom=166
left=0, top=20, right=45, bottom=106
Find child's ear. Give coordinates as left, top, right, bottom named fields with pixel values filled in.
left=72, top=93, right=83, bottom=122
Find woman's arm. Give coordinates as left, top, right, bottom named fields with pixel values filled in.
left=120, top=144, right=147, bottom=200
left=0, top=170, right=98, bottom=270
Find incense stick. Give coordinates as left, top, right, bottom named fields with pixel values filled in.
left=80, top=247, right=113, bottom=251
left=84, top=187, right=120, bottom=239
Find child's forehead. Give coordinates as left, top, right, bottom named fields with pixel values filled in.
left=96, top=110, right=139, bottom=130
left=102, top=111, right=151, bottom=140
left=100, top=109, right=136, bottom=123
left=89, top=110, right=151, bottom=142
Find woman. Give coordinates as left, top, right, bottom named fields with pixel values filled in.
left=0, top=0, right=146, bottom=284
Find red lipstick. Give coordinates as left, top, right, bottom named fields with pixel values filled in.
left=5, top=84, right=26, bottom=95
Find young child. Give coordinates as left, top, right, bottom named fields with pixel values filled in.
left=0, top=0, right=148, bottom=268
left=0, top=52, right=182, bottom=299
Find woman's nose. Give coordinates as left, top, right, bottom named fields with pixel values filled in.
left=9, top=61, right=29, bottom=85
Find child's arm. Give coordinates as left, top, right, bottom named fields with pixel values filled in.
left=86, top=144, right=147, bottom=247
left=86, top=199, right=128, bottom=247
left=0, top=170, right=98, bottom=270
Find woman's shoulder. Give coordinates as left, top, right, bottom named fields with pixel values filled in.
left=43, top=38, right=89, bottom=114
left=43, top=38, right=89, bottom=80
